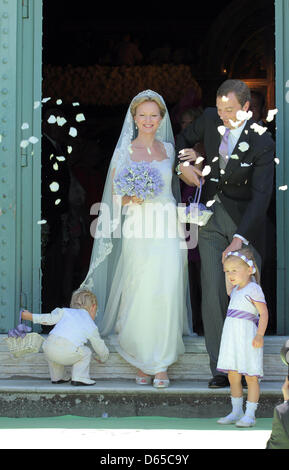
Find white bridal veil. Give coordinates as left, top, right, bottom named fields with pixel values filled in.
left=80, top=90, right=192, bottom=336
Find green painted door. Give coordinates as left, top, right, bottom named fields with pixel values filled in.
left=0, top=0, right=42, bottom=332
left=275, top=0, right=289, bottom=334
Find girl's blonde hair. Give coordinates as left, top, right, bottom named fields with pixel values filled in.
left=130, top=95, right=166, bottom=118
left=70, top=289, right=98, bottom=312
left=225, top=247, right=260, bottom=284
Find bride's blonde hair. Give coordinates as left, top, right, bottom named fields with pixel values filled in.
left=130, top=95, right=166, bottom=118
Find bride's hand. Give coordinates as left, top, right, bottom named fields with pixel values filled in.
left=122, top=195, right=143, bottom=206
left=178, top=148, right=198, bottom=163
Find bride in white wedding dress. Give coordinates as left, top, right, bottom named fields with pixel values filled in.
left=80, top=90, right=194, bottom=388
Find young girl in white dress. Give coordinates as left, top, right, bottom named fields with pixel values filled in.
left=217, top=248, right=269, bottom=427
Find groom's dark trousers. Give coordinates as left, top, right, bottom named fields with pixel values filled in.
left=176, top=107, right=275, bottom=377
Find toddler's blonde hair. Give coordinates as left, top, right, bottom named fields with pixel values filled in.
left=225, top=247, right=260, bottom=284
left=70, top=289, right=98, bottom=313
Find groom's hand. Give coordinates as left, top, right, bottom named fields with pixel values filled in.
left=178, top=148, right=198, bottom=162
left=222, top=237, right=243, bottom=263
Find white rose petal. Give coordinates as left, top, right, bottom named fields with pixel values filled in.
left=55, top=199, right=61, bottom=205
left=72, top=102, right=80, bottom=106
left=206, top=200, right=216, bottom=208
left=202, top=165, right=211, bottom=176
left=279, top=185, right=288, bottom=191
left=221, top=96, right=229, bottom=102
left=230, top=154, right=239, bottom=160
left=217, top=125, right=226, bottom=136
left=236, top=110, right=253, bottom=121
left=20, top=140, right=29, bottom=148
left=34, top=101, right=41, bottom=109
left=21, top=123, right=29, bottom=130
left=245, top=130, right=248, bottom=134
left=56, top=156, right=66, bottom=161
left=29, top=136, right=39, bottom=144
left=56, top=117, right=67, bottom=127
left=41, top=97, right=51, bottom=103
left=47, top=115, right=57, bottom=124
left=56, top=99, right=62, bottom=105
left=250, top=123, right=267, bottom=135
left=0, top=135, right=2, bottom=143
left=76, top=113, right=86, bottom=122
left=196, top=156, right=204, bottom=165
left=238, top=142, right=250, bottom=152
left=183, top=161, right=190, bottom=167
left=67, top=146, right=73, bottom=154
left=37, top=219, right=47, bottom=225
left=49, top=182, right=59, bottom=192
left=266, top=109, right=278, bottom=122
left=274, top=157, right=280, bottom=165
left=69, top=127, right=77, bottom=137
left=212, top=156, right=219, bottom=163
left=229, top=119, right=242, bottom=128
left=53, top=162, right=59, bottom=171
left=220, top=169, right=225, bottom=174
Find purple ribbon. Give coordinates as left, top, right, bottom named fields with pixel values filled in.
left=186, top=180, right=203, bottom=215
left=8, top=310, right=32, bottom=338
left=227, top=309, right=259, bottom=326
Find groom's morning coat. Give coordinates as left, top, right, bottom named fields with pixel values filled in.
left=175, top=107, right=275, bottom=256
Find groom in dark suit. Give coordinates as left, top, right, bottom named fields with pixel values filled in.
left=175, top=79, right=275, bottom=388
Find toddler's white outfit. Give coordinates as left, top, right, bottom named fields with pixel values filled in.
left=217, top=281, right=266, bottom=378
left=32, top=308, right=109, bottom=383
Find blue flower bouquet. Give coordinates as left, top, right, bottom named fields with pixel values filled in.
left=114, top=161, right=164, bottom=200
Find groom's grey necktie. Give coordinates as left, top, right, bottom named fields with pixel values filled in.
left=219, top=127, right=230, bottom=168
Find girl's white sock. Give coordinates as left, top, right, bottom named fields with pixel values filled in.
left=245, top=400, right=258, bottom=418
left=231, top=396, right=243, bottom=415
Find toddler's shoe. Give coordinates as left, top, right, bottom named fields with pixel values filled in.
left=217, top=412, right=244, bottom=425
left=235, top=415, right=256, bottom=427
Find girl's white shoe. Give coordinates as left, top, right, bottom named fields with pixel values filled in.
left=217, top=412, right=244, bottom=424
left=235, top=415, right=256, bottom=427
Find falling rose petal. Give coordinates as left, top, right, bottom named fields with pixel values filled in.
left=37, top=219, right=47, bottom=225
left=220, top=169, right=225, bottom=174
left=128, top=145, right=133, bottom=154
left=41, top=97, right=51, bottom=103
left=206, top=200, right=216, bottom=208
left=279, top=185, right=288, bottom=191
left=221, top=96, right=229, bottom=102
left=49, top=182, right=59, bottom=192
left=56, top=116, right=67, bottom=127
left=56, top=156, right=66, bottom=161
left=229, top=119, right=242, bottom=128
left=238, top=142, right=250, bottom=152
left=147, top=147, right=152, bottom=155
left=69, top=127, right=77, bottom=137
left=245, top=130, right=248, bottom=134
left=0, top=135, right=2, bottom=143
left=67, top=146, right=72, bottom=154
left=274, top=157, right=280, bottom=165
left=230, top=154, right=239, bottom=160
left=72, top=102, right=80, bottom=106
left=55, top=199, right=61, bottom=205
left=29, top=136, right=39, bottom=144
left=183, top=161, right=190, bottom=167
left=196, top=156, right=204, bottom=164
left=75, top=113, right=86, bottom=122
left=34, top=101, right=41, bottom=109
left=20, top=140, right=29, bottom=148
left=217, top=125, right=226, bottom=136
left=266, top=109, right=278, bottom=122
left=47, top=115, right=57, bottom=124
left=236, top=110, right=252, bottom=121
left=250, top=123, right=267, bottom=135
left=202, top=165, right=211, bottom=176
left=56, top=99, right=62, bottom=105
left=21, top=123, right=29, bottom=130
left=53, top=162, right=59, bottom=171
left=49, top=153, right=54, bottom=160
left=212, top=156, right=219, bottom=163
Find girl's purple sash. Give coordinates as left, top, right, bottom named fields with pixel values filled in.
left=227, top=309, right=259, bottom=326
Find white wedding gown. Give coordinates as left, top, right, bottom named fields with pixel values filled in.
left=110, top=142, right=189, bottom=374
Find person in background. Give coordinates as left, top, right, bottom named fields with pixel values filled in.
left=266, top=377, right=289, bottom=449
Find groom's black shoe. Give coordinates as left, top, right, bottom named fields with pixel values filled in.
left=208, top=375, right=230, bottom=388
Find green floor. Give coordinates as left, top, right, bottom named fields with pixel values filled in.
left=0, top=415, right=273, bottom=431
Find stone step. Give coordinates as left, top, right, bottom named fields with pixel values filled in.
left=0, top=334, right=287, bottom=382
left=0, top=378, right=284, bottom=419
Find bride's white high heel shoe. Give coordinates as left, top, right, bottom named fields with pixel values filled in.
left=153, top=378, right=170, bottom=388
